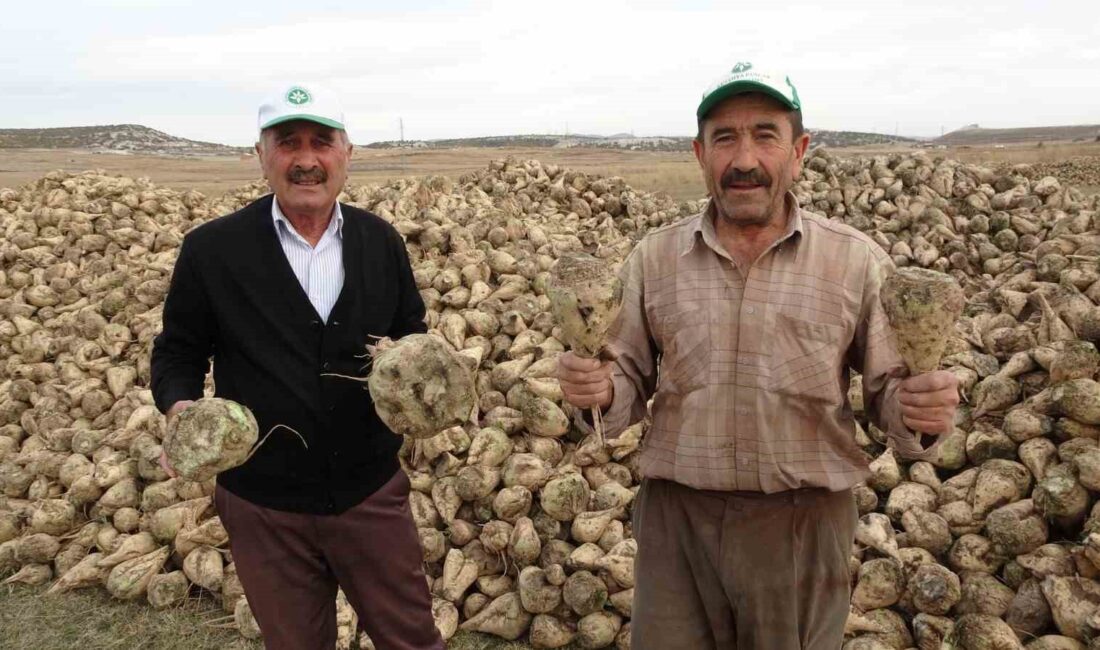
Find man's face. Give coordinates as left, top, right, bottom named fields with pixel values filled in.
left=692, top=93, right=810, bottom=227
left=256, top=120, right=352, bottom=217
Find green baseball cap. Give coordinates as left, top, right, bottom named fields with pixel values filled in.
left=697, top=62, right=801, bottom=120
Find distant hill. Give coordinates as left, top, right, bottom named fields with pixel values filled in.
left=935, top=124, right=1100, bottom=146
left=810, top=131, right=921, bottom=148
left=365, top=130, right=918, bottom=151
left=0, top=123, right=926, bottom=155
left=0, top=124, right=245, bottom=155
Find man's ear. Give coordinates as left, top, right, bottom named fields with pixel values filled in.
left=254, top=140, right=268, bottom=179
left=790, top=133, right=810, bottom=180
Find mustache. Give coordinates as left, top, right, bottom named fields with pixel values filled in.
left=721, top=168, right=770, bottom=188
left=288, top=167, right=327, bottom=183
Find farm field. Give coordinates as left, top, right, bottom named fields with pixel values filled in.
left=0, top=146, right=706, bottom=203
left=3, top=141, right=1097, bottom=205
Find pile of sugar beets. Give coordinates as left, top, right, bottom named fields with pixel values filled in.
left=2, top=149, right=1100, bottom=649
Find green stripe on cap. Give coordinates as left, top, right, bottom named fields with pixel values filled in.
left=697, top=79, right=800, bottom=120
left=260, top=113, right=345, bottom=131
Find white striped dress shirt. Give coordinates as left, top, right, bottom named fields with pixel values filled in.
left=271, top=198, right=345, bottom=323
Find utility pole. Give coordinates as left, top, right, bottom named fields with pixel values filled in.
left=399, top=118, right=407, bottom=174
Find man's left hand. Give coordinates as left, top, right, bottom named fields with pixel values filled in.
left=898, top=370, right=960, bottom=436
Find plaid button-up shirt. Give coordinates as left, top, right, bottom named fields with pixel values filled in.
left=600, top=195, right=937, bottom=493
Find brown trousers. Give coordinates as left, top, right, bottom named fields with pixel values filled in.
left=631, top=479, right=857, bottom=650
left=215, top=470, right=444, bottom=650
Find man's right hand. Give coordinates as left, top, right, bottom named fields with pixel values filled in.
left=558, top=352, right=615, bottom=410
left=159, top=400, right=195, bottom=479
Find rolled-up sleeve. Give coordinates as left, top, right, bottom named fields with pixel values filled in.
left=851, top=248, right=944, bottom=461
left=574, top=245, right=659, bottom=440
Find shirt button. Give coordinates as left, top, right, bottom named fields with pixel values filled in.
left=738, top=407, right=749, bottom=416
left=323, top=362, right=331, bottom=370
left=741, top=458, right=750, bottom=467
left=746, top=306, right=755, bottom=315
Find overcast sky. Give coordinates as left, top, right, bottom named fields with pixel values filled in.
left=3, top=0, right=1097, bottom=146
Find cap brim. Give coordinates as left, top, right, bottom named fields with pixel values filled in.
left=260, top=114, right=345, bottom=131
left=697, top=80, right=799, bottom=120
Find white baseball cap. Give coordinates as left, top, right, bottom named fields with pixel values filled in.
left=697, top=62, right=801, bottom=120
left=257, top=82, right=346, bottom=132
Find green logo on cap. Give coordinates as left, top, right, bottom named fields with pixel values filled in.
left=731, top=62, right=753, bottom=73
left=286, top=87, right=311, bottom=106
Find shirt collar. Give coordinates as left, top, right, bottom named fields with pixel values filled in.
left=271, top=196, right=344, bottom=241
left=681, top=191, right=803, bottom=258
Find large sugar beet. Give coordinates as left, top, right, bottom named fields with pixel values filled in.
left=880, top=268, right=965, bottom=374
left=1051, top=379, right=1100, bottom=425
left=940, top=613, right=1022, bottom=649
left=459, top=592, right=532, bottom=640
left=163, top=398, right=258, bottom=482
left=547, top=253, right=623, bottom=359
left=106, top=547, right=170, bottom=600
left=367, top=334, right=476, bottom=439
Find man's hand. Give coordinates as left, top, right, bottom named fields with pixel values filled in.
left=558, top=352, right=615, bottom=410
left=158, top=400, right=195, bottom=479
left=898, top=371, right=959, bottom=436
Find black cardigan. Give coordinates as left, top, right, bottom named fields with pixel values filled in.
left=150, top=195, right=426, bottom=514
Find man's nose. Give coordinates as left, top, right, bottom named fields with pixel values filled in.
left=730, top=140, right=758, bottom=173
left=293, top=143, right=322, bottom=167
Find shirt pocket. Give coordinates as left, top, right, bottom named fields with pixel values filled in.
left=654, top=307, right=711, bottom=394
left=770, top=312, right=844, bottom=404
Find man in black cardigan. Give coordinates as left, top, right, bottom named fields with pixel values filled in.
left=151, top=83, right=444, bottom=650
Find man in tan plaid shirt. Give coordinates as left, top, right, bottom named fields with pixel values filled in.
left=559, top=63, right=960, bottom=649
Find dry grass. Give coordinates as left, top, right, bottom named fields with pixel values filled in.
left=944, top=141, right=1100, bottom=166
left=0, top=582, right=548, bottom=649
left=0, top=147, right=705, bottom=203
left=821, top=140, right=1100, bottom=164
left=601, top=161, right=703, bottom=202
left=449, top=633, right=562, bottom=650
left=0, top=582, right=259, bottom=650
